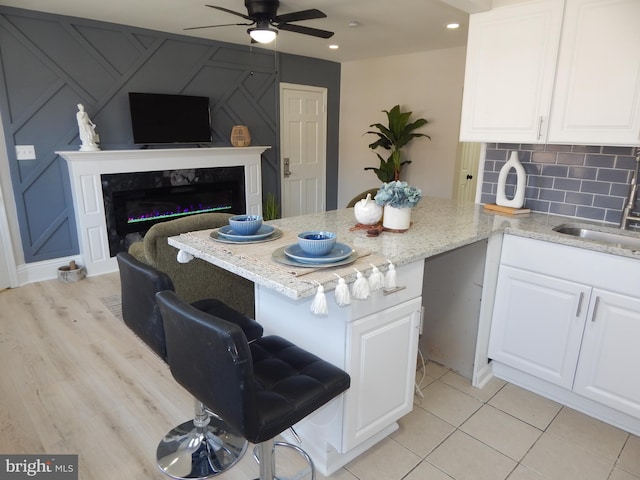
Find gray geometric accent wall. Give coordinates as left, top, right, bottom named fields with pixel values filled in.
left=0, top=6, right=340, bottom=263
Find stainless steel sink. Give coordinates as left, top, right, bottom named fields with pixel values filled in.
left=553, top=224, right=640, bottom=250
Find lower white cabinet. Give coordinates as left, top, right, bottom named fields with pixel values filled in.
left=574, top=290, right=640, bottom=418
left=489, top=235, right=640, bottom=433
left=488, top=266, right=590, bottom=389
left=343, top=297, right=421, bottom=451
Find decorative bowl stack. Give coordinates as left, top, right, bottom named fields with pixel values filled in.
left=211, top=214, right=282, bottom=244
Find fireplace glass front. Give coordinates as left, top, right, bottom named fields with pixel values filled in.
left=102, top=167, right=245, bottom=256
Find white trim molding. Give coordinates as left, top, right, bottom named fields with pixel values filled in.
left=58, top=147, right=268, bottom=276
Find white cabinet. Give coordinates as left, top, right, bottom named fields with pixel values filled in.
left=547, top=0, right=640, bottom=145
left=460, top=0, right=640, bottom=146
left=459, top=0, right=563, bottom=143
left=489, top=234, right=640, bottom=434
left=488, top=266, right=590, bottom=389
left=574, top=290, right=640, bottom=418
left=343, top=297, right=421, bottom=451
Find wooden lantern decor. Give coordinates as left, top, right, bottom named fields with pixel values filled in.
left=230, top=125, right=251, bottom=147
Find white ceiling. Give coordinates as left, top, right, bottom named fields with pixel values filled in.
left=0, top=0, right=489, bottom=62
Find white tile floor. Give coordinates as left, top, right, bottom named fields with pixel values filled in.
left=327, top=361, right=640, bottom=480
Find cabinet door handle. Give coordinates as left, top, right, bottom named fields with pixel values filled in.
left=576, top=292, right=584, bottom=317
left=383, top=285, right=406, bottom=296
left=591, top=296, right=600, bottom=322
left=537, top=116, right=544, bottom=140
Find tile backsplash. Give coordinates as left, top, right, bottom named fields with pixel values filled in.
left=481, top=143, right=639, bottom=225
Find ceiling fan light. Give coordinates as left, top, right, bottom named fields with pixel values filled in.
left=249, top=27, right=278, bottom=43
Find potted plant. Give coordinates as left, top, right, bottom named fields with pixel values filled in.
left=364, top=105, right=430, bottom=182
left=375, top=181, right=422, bottom=231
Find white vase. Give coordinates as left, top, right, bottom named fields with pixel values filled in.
left=382, top=205, right=412, bottom=231
left=496, top=151, right=526, bottom=208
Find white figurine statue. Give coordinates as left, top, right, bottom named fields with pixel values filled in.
left=76, top=103, right=100, bottom=151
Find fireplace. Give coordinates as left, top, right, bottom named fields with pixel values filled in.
left=58, top=147, right=268, bottom=276
left=102, top=166, right=246, bottom=256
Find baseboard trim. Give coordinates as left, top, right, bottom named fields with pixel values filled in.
left=17, top=255, right=83, bottom=286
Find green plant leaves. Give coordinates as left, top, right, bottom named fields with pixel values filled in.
left=365, top=104, right=429, bottom=182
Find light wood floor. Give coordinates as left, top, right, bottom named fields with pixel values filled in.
left=6, top=274, right=638, bottom=480
left=0, top=273, right=272, bottom=480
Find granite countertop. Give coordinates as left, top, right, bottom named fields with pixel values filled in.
left=168, top=197, right=640, bottom=300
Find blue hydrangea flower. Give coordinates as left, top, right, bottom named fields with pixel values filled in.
left=374, top=181, right=422, bottom=208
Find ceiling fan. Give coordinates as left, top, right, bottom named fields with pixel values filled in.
left=185, top=0, right=334, bottom=44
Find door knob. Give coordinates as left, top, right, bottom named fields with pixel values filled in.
left=466, top=174, right=473, bottom=180
left=283, top=158, right=291, bottom=178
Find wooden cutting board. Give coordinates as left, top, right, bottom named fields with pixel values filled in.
left=484, top=203, right=531, bottom=215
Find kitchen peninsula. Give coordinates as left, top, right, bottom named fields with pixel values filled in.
left=168, top=197, right=640, bottom=475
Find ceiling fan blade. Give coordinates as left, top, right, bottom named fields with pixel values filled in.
left=184, top=22, right=254, bottom=31
left=274, top=9, right=326, bottom=24
left=206, top=5, right=253, bottom=21
left=277, top=23, right=334, bottom=39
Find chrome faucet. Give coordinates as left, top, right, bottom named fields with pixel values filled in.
left=620, top=147, right=640, bottom=230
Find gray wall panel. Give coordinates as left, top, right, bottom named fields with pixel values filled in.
left=0, top=6, right=340, bottom=263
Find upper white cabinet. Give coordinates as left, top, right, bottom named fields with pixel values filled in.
left=547, top=0, right=640, bottom=145
left=460, top=0, right=563, bottom=143
left=460, top=0, right=640, bottom=146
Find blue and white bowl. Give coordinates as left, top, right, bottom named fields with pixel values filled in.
left=228, top=214, right=263, bottom=236
left=297, top=231, right=337, bottom=256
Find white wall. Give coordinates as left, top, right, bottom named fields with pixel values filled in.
left=338, top=46, right=467, bottom=207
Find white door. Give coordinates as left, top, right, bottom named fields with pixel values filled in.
left=280, top=83, right=327, bottom=217
left=454, top=142, right=481, bottom=203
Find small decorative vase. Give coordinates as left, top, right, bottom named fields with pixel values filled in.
left=496, top=151, right=526, bottom=208
left=230, top=125, right=251, bottom=147
left=382, top=205, right=412, bottom=231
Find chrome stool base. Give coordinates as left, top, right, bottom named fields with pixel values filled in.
left=157, top=414, right=247, bottom=479
left=252, top=438, right=315, bottom=480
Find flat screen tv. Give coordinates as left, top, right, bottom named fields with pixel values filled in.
left=128, top=92, right=212, bottom=145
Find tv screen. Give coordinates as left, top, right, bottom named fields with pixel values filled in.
left=128, top=92, right=212, bottom=145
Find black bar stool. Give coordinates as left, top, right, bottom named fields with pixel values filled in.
left=116, top=252, right=263, bottom=478
left=156, top=290, right=351, bottom=480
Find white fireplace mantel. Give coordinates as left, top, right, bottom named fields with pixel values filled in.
left=58, top=146, right=269, bottom=276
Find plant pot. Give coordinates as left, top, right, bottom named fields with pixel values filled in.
left=382, top=205, right=412, bottom=231
left=57, top=261, right=86, bottom=283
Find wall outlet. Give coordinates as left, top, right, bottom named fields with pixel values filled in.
left=15, top=145, right=36, bottom=160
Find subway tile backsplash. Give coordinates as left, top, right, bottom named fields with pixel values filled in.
left=481, top=143, right=638, bottom=224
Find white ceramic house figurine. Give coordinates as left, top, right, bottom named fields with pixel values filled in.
left=76, top=103, right=100, bottom=151
left=496, top=151, right=525, bottom=208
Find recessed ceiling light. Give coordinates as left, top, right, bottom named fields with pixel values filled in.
left=348, top=20, right=360, bottom=28
left=329, top=44, right=339, bottom=50
left=446, top=23, right=460, bottom=29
